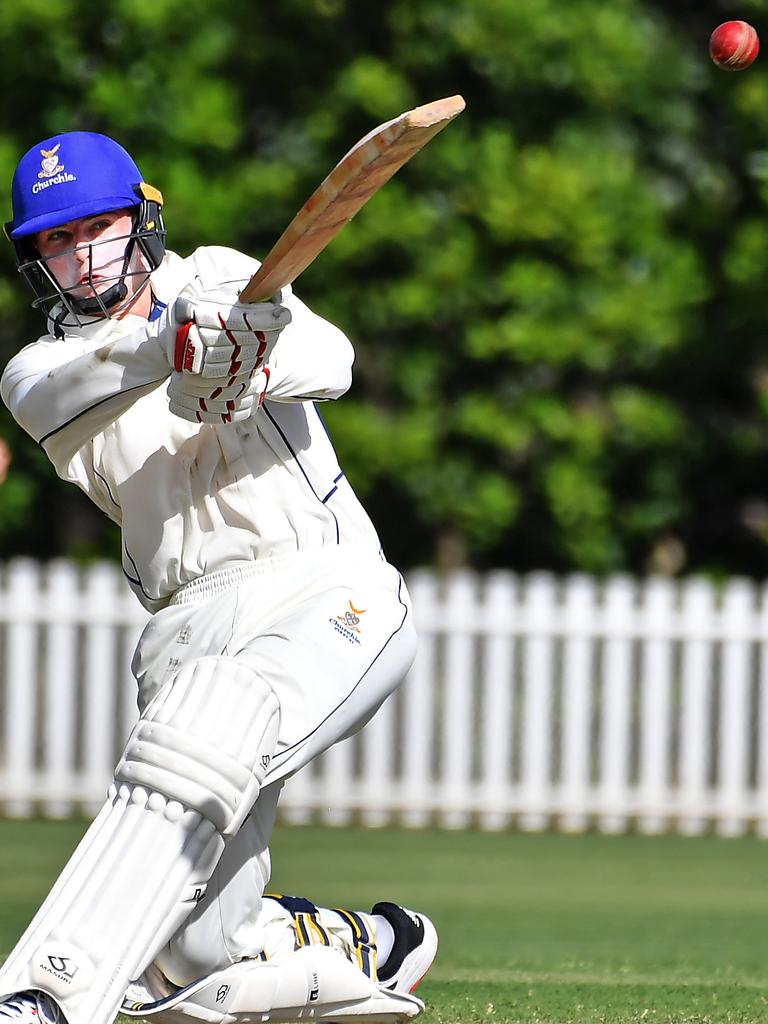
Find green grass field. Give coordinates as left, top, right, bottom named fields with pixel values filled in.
left=1, top=820, right=767, bottom=1023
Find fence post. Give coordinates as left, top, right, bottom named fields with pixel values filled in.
left=559, top=574, right=597, bottom=833
left=478, top=572, right=516, bottom=830
left=2, top=559, right=40, bottom=817
left=678, top=577, right=716, bottom=835
left=756, top=580, right=768, bottom=838
left=598, top=575, right=635, bottom=833
left=439, top=571, right=478, bottom=829
left=716, top=578, right=753, bottom=837
left=400, top=570, right=438, bottom=828
left=81, top=562, right=121, bottom=814
left=360, top=695, right=397, bottom=828
left=42, top=560, right=79, bottom=817
left=519, top=573, right=557, bottom=831
left=317, top=736, right=355, bottom=827
left=637, top=577, right=675, bottom=834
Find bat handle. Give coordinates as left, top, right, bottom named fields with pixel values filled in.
left=239, top=274, right=269, bottom=304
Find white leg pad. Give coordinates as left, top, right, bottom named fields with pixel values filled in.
left=0, top=657, right=280, bottom=1024
left=122, top=946, right=425, bottom=1024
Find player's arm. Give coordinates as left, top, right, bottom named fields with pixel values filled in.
left=0, top=318, right=173, bottom=472
left=264, top=289, right=354, bottom=403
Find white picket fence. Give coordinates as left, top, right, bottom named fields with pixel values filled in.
left=2, top=558, right=768, bottom=835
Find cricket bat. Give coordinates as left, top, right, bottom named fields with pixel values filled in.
left=239, top=95, right=465, bottom=303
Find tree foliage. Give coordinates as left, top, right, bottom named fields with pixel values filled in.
left=2, top=0, right=768, bottom=577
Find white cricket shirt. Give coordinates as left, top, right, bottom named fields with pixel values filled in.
left=1, top=246, right=382, bottom=610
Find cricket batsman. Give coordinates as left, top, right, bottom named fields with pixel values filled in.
left=0, top=131, right=437, bottom=1024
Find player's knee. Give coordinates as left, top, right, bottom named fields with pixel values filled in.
left=115, top=656, right=280, bottom=836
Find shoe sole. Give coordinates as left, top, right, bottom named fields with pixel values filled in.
left=382, top=911, right=439, bottom=994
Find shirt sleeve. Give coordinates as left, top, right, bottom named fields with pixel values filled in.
left=265, top=290, right=354, bottom=403
left=0, top=316, right=171, bottom=474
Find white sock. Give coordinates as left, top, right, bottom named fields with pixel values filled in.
left=371, top=914, right=395, bottom=965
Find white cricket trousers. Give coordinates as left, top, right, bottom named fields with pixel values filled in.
left=129, top=544, right=417, bottom=986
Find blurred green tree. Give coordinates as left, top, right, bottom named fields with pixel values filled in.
left=1, top=0, right=768, bottom=578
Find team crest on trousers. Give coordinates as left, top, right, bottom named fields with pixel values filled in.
left=39, top=144, right=64, bottom=178
left=330, top=600, right=367, bottom=645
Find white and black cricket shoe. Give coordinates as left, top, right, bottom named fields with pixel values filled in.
left=0, top=992, right=62, bottom=1024
left=372, top=902, right=439, bottom=994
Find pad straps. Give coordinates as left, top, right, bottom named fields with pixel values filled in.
left=331, top=909, right=378, bottom=981
left=265, top=895, right=377, bottom=980
left=265, top=894, right=333, bottom=951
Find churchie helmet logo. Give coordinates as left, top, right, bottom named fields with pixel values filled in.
left=39, top=143, right=65, bottom=179
left=337, top=600, right=367, bottom=634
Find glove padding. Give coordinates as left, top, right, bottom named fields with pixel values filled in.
left=168, top=367, right=271, bottom=424
left=171, top=283, right=291, bottom=377
left=167, top=282, right=290, bottom=424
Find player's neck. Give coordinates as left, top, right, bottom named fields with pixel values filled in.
left=117, top=284, right=153, bottom=321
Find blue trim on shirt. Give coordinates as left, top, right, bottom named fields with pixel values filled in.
left=321, top=470, right=345, bottom=504
left=38, top=378, right=167, bottom=446
left=122, top=544, right=155, bottom=602
left=93, top=467, right=119, bottom=508
left=263, top=404, right=341, bottom=543
left=148, top=296, right=167, bottom=322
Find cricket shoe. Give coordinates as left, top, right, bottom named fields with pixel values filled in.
left=0, top=992, right=62, bottom=1024
left=372, top=902, right=439, bottom=994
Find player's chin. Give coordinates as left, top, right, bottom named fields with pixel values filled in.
left=63, top=277, right=105, bottom=298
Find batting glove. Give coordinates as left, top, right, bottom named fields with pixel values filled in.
left=168, top=366, right=271, bottom=423
left=171, top=283, right=291, bottom=377
left=166, top=283, right=291, bottom=424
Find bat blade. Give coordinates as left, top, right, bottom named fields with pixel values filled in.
left=239, top=95, right=465, bottom=303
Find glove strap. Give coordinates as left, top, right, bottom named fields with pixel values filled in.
left=174, top=321, right=196, bottom=372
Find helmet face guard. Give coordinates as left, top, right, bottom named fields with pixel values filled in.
left=11, top=192, right=166, bottom=325
left=6, top=132, right=167, bottom=326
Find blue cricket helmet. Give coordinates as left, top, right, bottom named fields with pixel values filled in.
left=6, top=131, right=166, bottom=323
left=10, top=131, right=149, bottom=238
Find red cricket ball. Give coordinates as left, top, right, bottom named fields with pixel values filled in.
left=709, top=20, right=760, bottom=70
